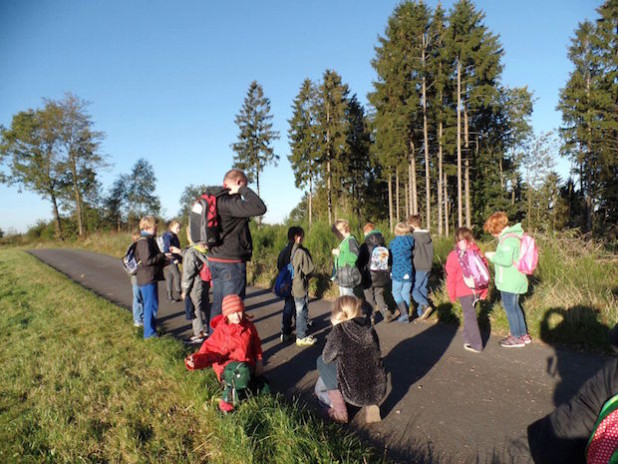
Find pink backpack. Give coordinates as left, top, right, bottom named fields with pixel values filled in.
left=501, top=233, right=538, bottom=275
left=457, top=248, right=490, bottom=290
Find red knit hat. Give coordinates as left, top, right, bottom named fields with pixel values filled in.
left=222, top=294, right=244, bottom=318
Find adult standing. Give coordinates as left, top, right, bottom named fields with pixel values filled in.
left=162, top=220, right=183, bottom=302
left=483, top=211, right=531, bottom=348
left=207, top=169, right=267, bottom=318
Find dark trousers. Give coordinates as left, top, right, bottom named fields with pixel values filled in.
left=165, top=263, right=181, bottom=297
left=363, top=286, right=388, bottom=317
left=460, top=294, right=482, bottom=351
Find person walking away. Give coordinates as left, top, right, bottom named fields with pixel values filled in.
left=135, top=216, right=168, bottom=339
left=331, top=219, right=361, bottom=297
left=389, top=222, right=415, bottom=323
left=162, top=220, right=183, bottom=302
left=277, top=227, right=298, bottom=343
left=408, top=215, right=433, bottom=320
left=290, top=227, right=316, bottom=347
left=445, top=227, right=489, bottom=353
left=185, top=294, right=265, bottom=413
left=357, top=223, right=397, bottom=324
left=207, top=169, right=267, bottom=319
left=181, top=228, right=210, bottom=344
left=315, top=295, right=387, bottom=424
left=483, top=211, right=531, bottom=348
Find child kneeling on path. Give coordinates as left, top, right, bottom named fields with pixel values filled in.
left=185, top=294, right=267, bottom=413
left=445, top=227, right=489, bottom=353
left=315, top=295, right=387, bottom=424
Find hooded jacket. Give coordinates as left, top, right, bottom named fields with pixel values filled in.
left=181, top=245, right=209, bottom=315
left=389, top=235, right=414, bottom=281
left=488, top=223, right=528, bottom=294
left=135, top=234, right=167, bottom=286
left=322, top=317, right=387, bottom=407
left=445, top=242, right=489, bottom=301
left=412, top=229, right=433, bottom=272
left=357, top=230, right=390, bottom=289
left=186, top=314, right=263, bottom=381
left=208, top=185, right=267, bottom=262
left=291, top=243, right=315, bottom=298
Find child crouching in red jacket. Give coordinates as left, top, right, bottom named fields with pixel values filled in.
left=185, top=294, right=266, bottom=413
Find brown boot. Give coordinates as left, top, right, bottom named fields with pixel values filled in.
left=327, top=389, right=348, bottom=423
left=362, top=404, right=381, bottom=424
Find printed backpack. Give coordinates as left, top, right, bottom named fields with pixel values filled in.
left=586, top=394, right=618, bottom=463
left=502, top=233, right=539, bottom=275
left=273, top=250, right=296, bottom=298
left=189, top=186, right=228, bottom=248
left=199, top=259, right=212, bottom=283
left=122, top=242, right=139, bottom=276
left=457, top=248, right=490, bottom=290
left=369, top=245, right=390, bottom=272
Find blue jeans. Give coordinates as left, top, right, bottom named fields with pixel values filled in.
left=208, top=260, right=246, bottom=319
left=139, top=283, right=159, bottom=339
left=281, top=295, right=295, bottom=335
left=500, top=291, right=527, bottom=338
left=412, top=270, right=430, bottom=315
left=316, top=355, right=338, bottom=390
left=294, top=295, right=310, bottom=339
left=131, top=278, right=144, bottom=324
left=392, top=279, right=412, bottom=307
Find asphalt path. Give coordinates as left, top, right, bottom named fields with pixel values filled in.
left=29, top=249, right=612, bottom=464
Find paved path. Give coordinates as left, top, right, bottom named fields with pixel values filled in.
left=30, top=249, right=612, bottom=464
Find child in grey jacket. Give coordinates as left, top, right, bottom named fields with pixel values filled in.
left=181, top=229, right=210, bottom=343
left=408, top=214, right=433, bottom=320
left=290, top=227, right=316, bottom=347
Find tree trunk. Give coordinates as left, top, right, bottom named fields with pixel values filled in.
left=456, top=59, right=463, bottom=228
left=308, top=175, right=313, bottom=227
left=438, top=121, right=443, bottom=236
left=410, top=140, right=418, bottom=214
left=422, top=62, right=431, bottom=231
left=464, top=157, right=471, bottom=228
left=405, top=182, right=410, bottom=218
left=388, top=174, right=393, bottom=232
left=51, top=193, right=63, bottom=240
left=396, top=165, right=400, bottom=223
left=70, top=158, right=83, bottom=236
left=327, top=158, right=333, bottom=226
left=444, top=172, right=449, bottom=237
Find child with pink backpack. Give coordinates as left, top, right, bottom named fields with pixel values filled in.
left=445, top=227, right=489, bottom=353
left=484, top=212, right=536, bottom=348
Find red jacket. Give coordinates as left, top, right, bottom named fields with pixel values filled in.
left=445, top=243, right=489, bottom=302
left=185, top=314, right=263, bottom=381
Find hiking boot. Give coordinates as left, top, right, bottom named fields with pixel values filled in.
left=218, top=399, right=235, bottom=414
left=521, top=334, right=532, bottom=344
left=499, top=335, right=525, bottom=348
left=419, top=305, right=432, bottom=320
left=362, top=404, right=381, bottom=424
left=387, top=309, right=400, bottom=323
left=280, top=332, right=294, bottom=343
left=464, top=343, right=482, bottom=353
left=296, top=336, right=317, bottom=347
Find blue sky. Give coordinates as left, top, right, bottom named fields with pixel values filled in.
left=0, top=0, right=603, bottom=233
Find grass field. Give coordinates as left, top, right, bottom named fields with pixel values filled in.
left=0, top=249, right=382, bottom=463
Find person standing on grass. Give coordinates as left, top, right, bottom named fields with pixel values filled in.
left=207, top=169, right=267, bottom=319
left=483, top=211, right=531, bottom=348
left=181, top=227, right=210, bottom=344
left=127, top=230, right=144, bottom=327
left=331, top=219, right=361, bottom=297
left=357, top=223, right=396, bottom=324
left=162, top=220, right=183, bottom=302
left=408, top=214, right=433, bottom=320
left=389, top=222, right=415, bottom=323
left=445, top=227, right=489, bottom=353
left=315, top=295, right=387, bottom=424
left=185, top=294, right=265, bottom=414
left=135, top=215, right=168, bottom=339
left=289, top=227, right=316, bottom=347
left=277, top=226, right=298, bottom=343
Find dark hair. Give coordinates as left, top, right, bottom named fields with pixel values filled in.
left=287, top=226, right=304, bottom=242
left=455, top=227, right=475, bottom=244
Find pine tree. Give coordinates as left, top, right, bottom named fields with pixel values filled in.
left=231, top=80, right=280, bottom=220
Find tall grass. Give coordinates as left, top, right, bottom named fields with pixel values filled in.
left=0, top=249, right=384, bottom=463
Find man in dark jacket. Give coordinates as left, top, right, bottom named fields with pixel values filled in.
left=207, top=169, right=267, bottom=319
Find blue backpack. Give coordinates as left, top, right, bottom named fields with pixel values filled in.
left=274, top=250, right=296, bottom=298
left=122, top=242, right=139, bottom=276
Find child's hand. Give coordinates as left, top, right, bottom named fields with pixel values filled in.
left=185, top=355, right=195, bottom=370
left=169, top=246, right=181, bottom=254
left=485, top=251, right=495, bottom=259
left=181, top=292, right=186, bottom=300
left=332, top=248, right=340, bottom=256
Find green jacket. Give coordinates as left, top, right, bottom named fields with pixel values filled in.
left=488, top=223, right=528, bottom=294
left=336, top=235, right=360, bottom=268
left=291, top=243, right=315, bottom=298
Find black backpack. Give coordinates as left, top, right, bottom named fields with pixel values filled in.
left=189, top=186, right=228, bottom=248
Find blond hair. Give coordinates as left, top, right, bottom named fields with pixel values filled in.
left=331, top=295, right=362, bottom=325
left=169, top=220, right=181, bottom=229
left=139, top=215, right=156, bottom=231
left=334, top=219, right=350, bottom=234
left=395, top=222, right=410, bottom=236
left=131, top=230, right=141, bottom=242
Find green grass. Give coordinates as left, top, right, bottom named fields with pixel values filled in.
left=0, top=249, right=383, bottom=463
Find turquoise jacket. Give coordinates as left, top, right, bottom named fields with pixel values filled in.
left=488, top=223, right=528, bottom=294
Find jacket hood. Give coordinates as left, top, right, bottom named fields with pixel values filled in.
left=413, top=229, right=432, bottom=245
left=339, top=317, right=373, bottom=343
left=365, top=231, right=385, bottom=247
left=501, top=223, right=524, bottom=237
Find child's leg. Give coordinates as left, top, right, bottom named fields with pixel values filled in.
left=412, top=270, right=430, bottom=315
left=459, top=295, right=482, bottom=351
left=281, top=295, right=295, bottom=336
left=190, top=289, right=205, bottom=337
left=140, top=283, right=158, bottom=338
left=131, top=277, right=144, bottom=324
left=294, top=295, right=309, bottom=339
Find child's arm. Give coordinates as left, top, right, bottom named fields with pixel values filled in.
left=444, top=252, right=459, bottom=303
left=181, top=250, right=199, bottom=296
left=185, top=331, right=226, bottom=370
left=490, top=237, right=518, bottom=267
left=322, top=327, right=342, bottom=364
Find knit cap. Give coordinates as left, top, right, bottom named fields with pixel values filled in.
left=222, top=294, right=244, bottom=318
